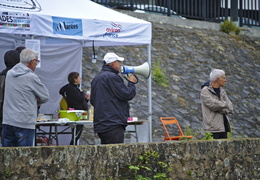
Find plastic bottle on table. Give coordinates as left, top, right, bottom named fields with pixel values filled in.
left=88, top=106, right=94, bottom=121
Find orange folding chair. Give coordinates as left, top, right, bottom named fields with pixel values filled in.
left=160, top=117, right=193, bottom=141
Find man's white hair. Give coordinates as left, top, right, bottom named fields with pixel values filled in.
left=210, top=69, right=225, bottom=82
left=20, top=49, right=38, bottom=64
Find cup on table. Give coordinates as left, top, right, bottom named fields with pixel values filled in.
left=86, top=90, right=91, bottom=99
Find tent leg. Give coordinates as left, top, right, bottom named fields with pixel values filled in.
left=147, top=44, right=152, bottom=142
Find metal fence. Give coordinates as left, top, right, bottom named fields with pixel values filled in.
left=91, top=0, right=260, bottom=28
left=239, top=0, right=260, bottom=27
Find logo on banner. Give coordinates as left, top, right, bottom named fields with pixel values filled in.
left=52, top=17, right=83, bottom=36
left=0, top=11, right=30, bottom=31
left=0, top=0, right=42, bottom=12
left=103, top=22, right=123, bottom=38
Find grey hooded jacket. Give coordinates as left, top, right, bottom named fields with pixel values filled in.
left=3, top=63, right=49, bottom=129
left=200, top=85, right=233, bottom=132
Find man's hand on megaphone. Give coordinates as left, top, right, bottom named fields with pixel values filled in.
left=127, top=74, right=138, bottom=84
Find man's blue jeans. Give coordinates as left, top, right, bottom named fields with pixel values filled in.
left=1, top=124, right=35, bottom=147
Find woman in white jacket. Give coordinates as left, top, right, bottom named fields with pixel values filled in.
left=201, top=69, right=233, bottom=139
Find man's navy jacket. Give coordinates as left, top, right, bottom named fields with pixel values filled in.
left=90, top=64, right=136, bottom=133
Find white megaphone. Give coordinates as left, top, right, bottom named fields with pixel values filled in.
left=121, top=62, right=151, bottom=79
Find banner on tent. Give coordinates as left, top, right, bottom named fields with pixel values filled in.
left=0, top=11, right=30, bottom=32
left=52, top=17, right=83, bottom=36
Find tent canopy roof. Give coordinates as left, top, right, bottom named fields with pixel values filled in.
left=0, top=0, right=152, bottom=46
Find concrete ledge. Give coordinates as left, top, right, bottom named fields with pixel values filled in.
left=0, top=138, right=259, bottom=179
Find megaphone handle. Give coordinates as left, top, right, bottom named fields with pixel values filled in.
left=124, top=74, right=138, bottom=84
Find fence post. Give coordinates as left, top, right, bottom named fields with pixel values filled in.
left=167, top=0, right=171, bottom=16
left=230, top=0, right=238, bottom=21
left=130, top=0, right=134, bottom=11
left=202, top=0, right=206, bottom=20
left=238, top=0, right=243, bottom=27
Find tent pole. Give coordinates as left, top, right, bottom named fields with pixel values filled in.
left=147, top=44, right=152, bottom=142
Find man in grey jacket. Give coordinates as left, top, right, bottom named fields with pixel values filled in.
left=2, top=49, right=49, bottom=147
left=201, top=69, right=233, bottom=139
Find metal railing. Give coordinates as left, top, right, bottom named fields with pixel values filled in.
left=239, top=0, right=260, bottom=27
left=91, top=0, right=260, bottom=28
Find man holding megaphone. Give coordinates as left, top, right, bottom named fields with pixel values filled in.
left=90, top=52, right=137, bottom=144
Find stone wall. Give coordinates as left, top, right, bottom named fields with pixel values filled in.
left=79, top=10, right=260, bottom=144
left=0, top=138, right=259, bottom=179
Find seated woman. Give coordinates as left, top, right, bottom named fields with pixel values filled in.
left=59, top=72, right=90, bottom=145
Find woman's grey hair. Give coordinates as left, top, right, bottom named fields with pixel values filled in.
left=210, top=69, right=225, bottom=82
left=20, top=49, right=38, bottom=64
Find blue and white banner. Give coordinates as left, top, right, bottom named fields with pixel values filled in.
left=52, top=17, right=82, bottom=36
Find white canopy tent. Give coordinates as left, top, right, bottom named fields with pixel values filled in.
left=0, top=0, right=152, bottom=142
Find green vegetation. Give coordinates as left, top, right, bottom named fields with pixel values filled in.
left=152, top=59, right=169, bottom=87
left=127, top=150, right=171, bottom=180
left=201, top=132, right=214, bottom=140
left=187, top=170, right=193, bottom=177
left=183, top=126, right=193, bottom=136
left=220, top=20, right=241, bottom=35
left=183, top=126, right=240, bottom=140
left=3, top=169, right=13, bottom=178
left=183, top=126, right=213, bottom=140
